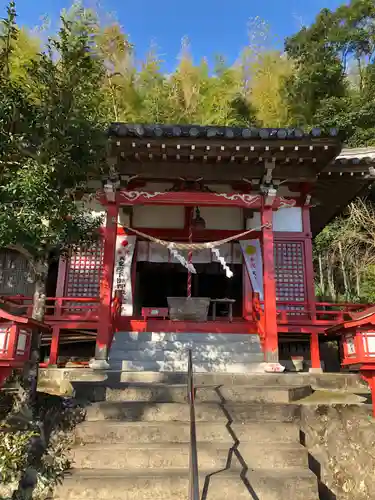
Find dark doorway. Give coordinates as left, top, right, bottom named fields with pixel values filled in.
left=134, top=262, right=243, bottom=318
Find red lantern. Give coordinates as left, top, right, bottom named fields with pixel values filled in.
left=326, top=309, right=375, bottom=417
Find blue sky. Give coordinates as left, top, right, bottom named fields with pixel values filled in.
left=2, top=0, right=346, bottom=70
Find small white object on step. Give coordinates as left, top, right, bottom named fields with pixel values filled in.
left=264, top=362, right=285, bottom=373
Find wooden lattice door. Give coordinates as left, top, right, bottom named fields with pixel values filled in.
left=64, top=241, right=104, bottom=310
left=274, top=241, right=306, bottom=314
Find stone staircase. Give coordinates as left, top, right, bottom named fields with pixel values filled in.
left=108, top=333, right=265, bottom=373
left=53, top=372, right=320, bottom=499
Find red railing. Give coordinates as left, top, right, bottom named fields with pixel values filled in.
left=0, top=295, right=371, bottom=329
left=0, top=295, right=100, bottom=321
left=274, top=301, right=368, bottom=324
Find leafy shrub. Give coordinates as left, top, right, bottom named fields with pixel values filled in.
left=0, top=426, right=36, bottom=492
left=0, top=390, right=85, bottom=499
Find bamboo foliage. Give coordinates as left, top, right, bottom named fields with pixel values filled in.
left=244, top=51, right=293, bottom=127
left=314, top=199, right=375, bottom=302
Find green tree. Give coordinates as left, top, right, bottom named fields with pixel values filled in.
left=285, top=8, right=346, bottom=126
left=0, top=2, right=106, bottom=406
left=285, top=0, right=375, bottom=143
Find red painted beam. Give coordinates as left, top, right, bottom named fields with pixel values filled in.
left=46, top=321, right=99, bottom=329
left=119, top=318, right=258, bottom=334
left=96, top=190, right=297, bottom=210
left=120, top=190, right=263, bottom=208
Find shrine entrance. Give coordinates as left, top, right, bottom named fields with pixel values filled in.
left=134, top=260, right=243, bottom=319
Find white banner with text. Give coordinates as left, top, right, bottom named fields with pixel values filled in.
left=240, top=239, right=264, bottom=299
left=113, top=235, right=137, bottom=316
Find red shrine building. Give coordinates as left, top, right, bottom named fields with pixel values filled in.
left=1, top=124, right=375, bottom=374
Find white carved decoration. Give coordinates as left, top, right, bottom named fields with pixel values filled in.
left=104, top=182, right=116, bottom=202
left=263, top=187, right=277, bottom=207
left=304, top=194, right=312, bottom=206
left=120, top=191, right=163, bottom=202
left=278, top=197, right=297, bottom=209
left=214, top=193, right=260, bottom=205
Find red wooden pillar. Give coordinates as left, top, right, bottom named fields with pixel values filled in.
left=310, top=331, right=322, bottom=373
left=49, top=326, right=60, bottom=366
left=361, top=368, right=375, bottom=418
left=302, top=207, right=316, bottom=321
left=261, top=204, right=279, bottom=362
left=94, top=203, right=119, bottom=367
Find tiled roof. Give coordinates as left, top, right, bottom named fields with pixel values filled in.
left=109, top=123, right=339, bottom=140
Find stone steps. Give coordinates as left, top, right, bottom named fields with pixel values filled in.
left=111, top=333, right=259, bottom=343
left=54, top=369, right=319, bottom=499
left=53, top=468, right=318, bottom=500
left=73, top=381, right=312, bottom=403
left=115, top=359, right=266, bottom=372
left=114, top=370, right=365, bottom=389
left=74, top=420, right=301, bottom=445
left=115, top=339, right=262, bottom=352
left=109, top=332, right=264, bottom=373
left=110, top=349, right=264, bottom=363
left=72, top=442, right=308, bottom=470
left=84, top=401, right=301, bottom=422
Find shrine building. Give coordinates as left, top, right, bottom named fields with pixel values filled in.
left=1, top=124, right=375, bottom=374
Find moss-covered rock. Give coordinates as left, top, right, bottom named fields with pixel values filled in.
left=301, top=404, right=375, bottom=500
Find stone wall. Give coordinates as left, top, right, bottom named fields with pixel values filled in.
left=300, top=404, right=375, bottom=500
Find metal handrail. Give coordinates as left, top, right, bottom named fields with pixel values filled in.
left=187, top=349, right=200, bottom=500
